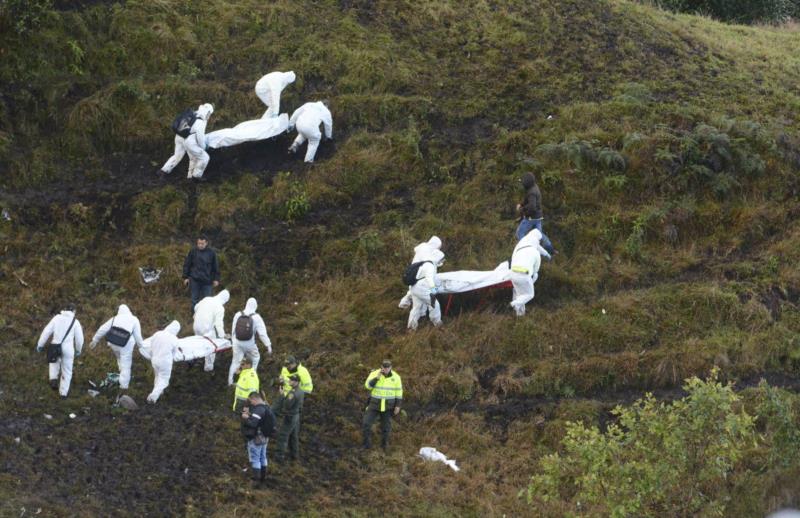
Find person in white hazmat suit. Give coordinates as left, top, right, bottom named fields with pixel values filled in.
left=288, top=101, right=333, bottom=163
left=146, top=321, right=181, bottom=404
left=399, top=236, right=443, bottom=309
left=509, top=229, right=547, bottom=316
left=160, top=103, right=214, bottom=179
left=90, top=304, right=145, bottom=390
left=227, top=297, right=272, bottom=386
left=193, top=289, right=230, bottom=372
left=407, top=249, right=445, bottom=330
left=255, top=71, right=296, bottom=118
left=36, top=305, right=85, bottom=398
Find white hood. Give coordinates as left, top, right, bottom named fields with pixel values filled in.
left=283, top=71, right=296, bottom=86
left=244, top=297, right=258, bottom=314
left=430, top=249, right=445, bottom=267
left=215, top=289, right=230, bottom=305
left=197, top=103, right=214, bottom=120
left=427, top=236, right=442, bottom=250
left=117, top=304, right=132, bottom=317
left=164, top=320, right=181, bottom=336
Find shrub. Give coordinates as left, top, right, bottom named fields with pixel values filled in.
left=525, top=370, right=756, bottom=517
left=641, top=0, right=795, bottom=24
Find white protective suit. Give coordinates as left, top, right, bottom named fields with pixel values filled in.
left=255, top=71, right=296, bottom=119
left=227, top=297, right=272, bottom=385
left=193, top=289, right=230, bottom=371
left=146, top=321, right=181, bottom=403
left=160, top=103, right=214, bottom=179
left=91, top=304, right=145, bottom=389
left=37, top=310, right=85, bottom=397
left=288, top=101, right=333, bottom=163
left=509, top=229, right=545, bottom=316
left=407, top=249, right=444, bottom=330
left=399, top=236, right=443, bottom=309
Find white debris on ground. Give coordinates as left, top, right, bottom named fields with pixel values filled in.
left=418, top=447, right=460, bottom=472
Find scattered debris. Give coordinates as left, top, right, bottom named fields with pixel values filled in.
left=1, top=208, right=10, bottom=221
left=97, top=373, right=120, bottom=390
left=418, top=447, right=460, bottom=472
left=14, top=437, right=20, bottom=444
left=547, top=115, right=554, bottom=120
left=69, top=413, right=77, bottom=419
left=43, top=414, right=52, bottom=420
left=87, top=389, right=100, bottom=398
left=139, top=267, right=163, bottom=285
left=13, top=272, right=29, bottom=287
left=184, top=468, right=189, bottom=475
left=601, top=308, right=607, bottom=315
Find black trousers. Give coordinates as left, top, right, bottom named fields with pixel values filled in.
left=362, top=408, right=392, bottom=448
left=190, top=279, right=213, bottom=312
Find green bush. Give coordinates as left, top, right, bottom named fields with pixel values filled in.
left=525, top=370, right=756, bottom=517
left=642, top=0, right=795, bottom=24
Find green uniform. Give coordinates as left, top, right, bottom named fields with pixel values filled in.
left=362, top=369, right=403, bottom=449
left=276, top=386, right=304, bottom=461
left=232, top=367, right=259, bottom=412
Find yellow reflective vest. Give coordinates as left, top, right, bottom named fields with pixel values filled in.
left=365, top=369, right=403, bottom=412
left=233, top=368, right=260, bottom=410
left=280, top=364, right=313, bottom=394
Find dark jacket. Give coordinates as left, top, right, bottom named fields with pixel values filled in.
left=519, top=173, right=543, bottom=220
left=278, top=388, right=304, bottom=419
left=241, top=403, right=276, bottom=440
left=183, top=247, right=220, bottom=284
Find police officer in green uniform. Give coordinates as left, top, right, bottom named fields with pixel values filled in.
left=275, top=374, right=304, bottom=462
left=362, top=360, right=403, bottom=450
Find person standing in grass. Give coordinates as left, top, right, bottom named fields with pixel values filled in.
left=36, top=304, right=84, bottom=399
left=515, top=172, right=555, bottom=258
left=274, top=374, right=303, bottom=462
left=183, top=235, right=220, bottom=312
left=241, top=391, right=275, bottom=484
left=362, top=360, right=403, bottom=451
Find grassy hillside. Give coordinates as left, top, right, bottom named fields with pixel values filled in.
left=2, top=0, right=800, bottom=515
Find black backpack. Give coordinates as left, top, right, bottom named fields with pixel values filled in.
left=106, top=317, right=132, bottom=347
left=235, top=313, right=255, bottom=341
left=402, top=261, right=431, bottom=287
left=172, top=108, right=197, bottom=138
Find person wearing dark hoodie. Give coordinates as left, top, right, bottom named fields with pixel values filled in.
left=183, top=235, right=220, bottom=312
left=515, top=172, right=555, bottom=257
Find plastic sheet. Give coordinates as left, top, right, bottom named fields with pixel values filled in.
left=139, top=335, right=231, bottom=362
left=436, top=262, right=511, bottom=294
left=205, top=114, right=289, bottom=149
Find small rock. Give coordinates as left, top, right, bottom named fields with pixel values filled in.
left=601, top=308, right=606, bottom=315
left=43, top=414, right=52, bottom=420
left=547, top=115, right=554, bottom=120
left=184, top=468, right=189, bottom=475
left=117, top=394, right=138, bottom=411
left=1, top=209, right=10, bottom=221
left=14, top=437, right=20, bottom=444
left=293, top=302, right=298, bottom=305
left=87, top=389, right=100, bottom=398
left=69, top=413, right=77, bottom=419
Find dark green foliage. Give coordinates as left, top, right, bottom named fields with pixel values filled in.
left=643, top=0, right=796, bottom=24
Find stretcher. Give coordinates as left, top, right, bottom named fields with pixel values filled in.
left=435, top=262, right=513, bottom=316
left=205, top=114, right=289, bottom=149
left=138, top=335, right=232, bottom=362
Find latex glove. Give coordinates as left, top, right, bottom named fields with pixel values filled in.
left=90, top=340, right=98, bottom=350
left=36, top=345, right=44, bottom=353
left=393, top=407, right=401, bottom=416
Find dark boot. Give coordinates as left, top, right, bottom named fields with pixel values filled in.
left=49, top=379, right=59, bottom=391
left=260, top=467, right=267, bottom=483
left=251, top=468, right=260, bottom=482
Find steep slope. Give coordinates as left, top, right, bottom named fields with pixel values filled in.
left=2, top=0, right=800, bottom=515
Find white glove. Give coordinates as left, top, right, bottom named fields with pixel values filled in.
left=90, top=340, right=98, bottom=350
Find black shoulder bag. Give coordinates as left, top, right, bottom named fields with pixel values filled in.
left=48, top=316, right=77, bottom=363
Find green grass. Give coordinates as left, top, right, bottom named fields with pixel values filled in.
left=2, top=0, right=800, bottom=515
